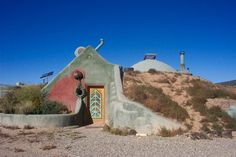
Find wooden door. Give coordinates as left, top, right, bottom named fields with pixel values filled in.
left=88, top=86, right=105, bottom=123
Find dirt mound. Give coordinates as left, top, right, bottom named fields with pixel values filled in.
left=123, top=71, right=236, bottom=132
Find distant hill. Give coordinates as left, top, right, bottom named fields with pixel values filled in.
left=217, top=80, right=236, bottom=86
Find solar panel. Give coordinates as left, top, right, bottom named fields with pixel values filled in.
left=144, top=54, right=157, bottom=60
left=40, top=71, right=54, bottom=79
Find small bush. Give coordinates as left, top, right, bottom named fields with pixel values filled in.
left=103, top=124, right=111, bottom=132
left=201, top=123, right=211, bottom=132
left=159, top=127, right=185, bottom=137
left=148, top=69, right=157, bottom=74
left=0, top=85, right=68, bottom=114
left=110, top=128, right=128, bottom=136
left=157, top=79, right=170, bottom=84
left=24, top=125, right=34, bottom=130
left=212, top=123, right=223, bottom=132
left=38, top=101, right=68, bottom=114
left=0, top=92, right=18, bottom=113
left=185, top=123, right=193, bottom=130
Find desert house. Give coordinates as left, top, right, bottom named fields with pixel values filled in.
left=42, top=40, right=184, bottom=134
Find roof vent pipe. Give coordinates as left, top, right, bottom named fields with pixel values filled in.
left=180, top=51, right=185, bottom=72
left=95, top=38, right=104, bottom=51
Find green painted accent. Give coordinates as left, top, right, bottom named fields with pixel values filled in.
left=90, top=89, right=102, bottom=119
left=42, top=46, right=115, bottom=94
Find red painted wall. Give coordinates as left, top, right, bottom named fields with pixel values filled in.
left=48, top=68, right=86, bottom=112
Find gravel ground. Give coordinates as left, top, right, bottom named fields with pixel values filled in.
left=0, top=125, right=236, bottom=157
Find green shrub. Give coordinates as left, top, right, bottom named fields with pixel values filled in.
left=212, top=123, right=223, bottom=132
left=0, top=85, right=68, bottom=114
left=201, top=123, right=211, bottom=132
left=34, top=100, right=68, bottom=114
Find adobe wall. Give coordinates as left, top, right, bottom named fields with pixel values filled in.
left=42, top=46, right=115, bottom=112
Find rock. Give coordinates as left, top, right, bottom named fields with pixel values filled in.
left=187, top=132, right=211, bottom=140
left=222, top=130, right=233, bottom=139
left=136, top=133, right=147, bottom=137
left=232, top=131, right=236, bottom=137
left=208, top=131, right=222, bottom=138
left=128, top=129, right=137, bottom=135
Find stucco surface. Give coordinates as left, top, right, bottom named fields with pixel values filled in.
left=43, top=46, right=114, bottom=112
left=107, top=65, right=183, bottom=134
left=0, top=113, right=80, bottom=128
left=132, top=59, right=177, bottom=72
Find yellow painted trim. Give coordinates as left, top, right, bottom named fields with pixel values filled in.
left=88, top=86, right=105, bottom=123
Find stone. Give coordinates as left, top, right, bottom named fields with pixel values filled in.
left=187, top=132, right=211, bottom=140
left=128, top=129, right=137, bottom=135
left=222, top=130, right=233, bottom=139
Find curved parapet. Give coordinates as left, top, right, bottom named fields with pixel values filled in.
left=107, top=65, right=184, bottom=135
left=0, top=88, right=86, bottom=128
left=0, top=113, right=80, bottom=128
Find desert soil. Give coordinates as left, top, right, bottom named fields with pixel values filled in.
left=0, top=125, right=236, bottom=157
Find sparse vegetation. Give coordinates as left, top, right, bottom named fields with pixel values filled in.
left=41, top=145, right=57, bottom=150
left=2, top=125, right=20, bottom=130
left=103, top=125, right=136, bottom=136
left=201, top=123, right=211, bottom=132
left=126, top=70, right=141, bottom=77
left=14, top=148, right=25, bottom=152
left=158, top=127, right=185, bottom=137
left=128, top=85, right=189, bottom=122
left=187, top=79, right=236, bottom=131
left=0, top=85, right=68, bottom=114
left=24, top=125, right=34, bottom=130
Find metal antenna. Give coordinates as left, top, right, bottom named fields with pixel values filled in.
left=95, top=38, right=104, bottom=51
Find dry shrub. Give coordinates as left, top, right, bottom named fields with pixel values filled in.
left=110, top=128, right=128, bottom=136
left=41, top=145, right=57, bottom=150
left=128, top=85, right=189, bottom=122
left=2, top=125, right=19, bottom=130
left=14, top=148, right=25, bottom=152
left=175, top=89, right=182, bottom=96
left=148, top=68, right=158, bottom=74
left=125, top=71, right=141, bottom=77
left=0, top=130, right=11, bottom=138
left=159, top=127, right=185, bottom=137
left=187, top=79, right=236, bottom=130
left=157, top=79, right=170, bottom=84
left=147, top=69, right=163, bottom=75
left=24, top=125, right=34, bottom=130
left=201, top=123, right=211, bottom=132
left=187, top=79, right=236, bottom=100
left=169, top=77, right=177, bottom=83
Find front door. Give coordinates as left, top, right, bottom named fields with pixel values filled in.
left=88, top=86, right=105, bottom=124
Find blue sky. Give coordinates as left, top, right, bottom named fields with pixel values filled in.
left=0, top=0, right=235, bottom=84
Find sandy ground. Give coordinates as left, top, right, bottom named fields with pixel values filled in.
left=0, top=125, right=236, bottom=157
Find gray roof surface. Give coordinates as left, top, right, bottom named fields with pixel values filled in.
left=132, top=59, right=177, bottom=72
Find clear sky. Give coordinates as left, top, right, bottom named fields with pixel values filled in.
left=0, top=0, right=235, bottom=84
